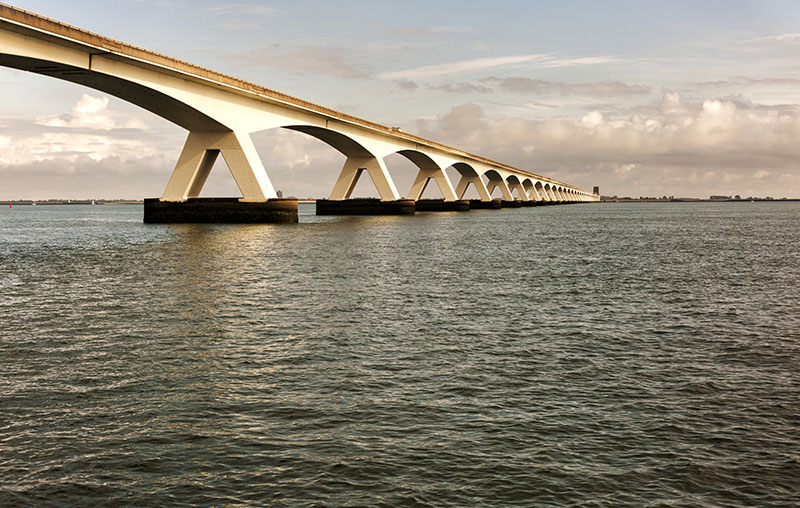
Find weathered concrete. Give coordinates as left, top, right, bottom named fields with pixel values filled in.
left=143, top=197, right=298, bottom=223
left=316, top=198, right=415, bottom=215
left=501, top=200, right=523, bottom=208
left=469, top=199, right=502, bottom=209
left=415, top=199, right=470, bottom=212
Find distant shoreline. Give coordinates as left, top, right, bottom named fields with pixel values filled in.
left=2, top=200, right=143, bottom=205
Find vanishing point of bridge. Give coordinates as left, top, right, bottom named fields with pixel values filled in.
left=0, top=3, right=599, bottom=222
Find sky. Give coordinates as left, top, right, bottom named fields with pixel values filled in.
left=2, top=0, right=800, bottom=200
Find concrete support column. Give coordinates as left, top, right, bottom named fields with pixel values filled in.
left=161, top=130, right=276, bottom=201
left=455, top=174, right=492, bottom=201
left=329, top=156, right=401, bottom=201
left=486, top=177, right=514, bottom=201
left=508, top=180, right=531, bottom=201
left=408, top=167, right=458, bottom=201
left=535, top=185, right=549, bottom=202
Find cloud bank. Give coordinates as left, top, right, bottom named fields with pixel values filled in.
left=414, top=92, right=800, bottom=198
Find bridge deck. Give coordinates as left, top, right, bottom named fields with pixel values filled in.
left=0, top=2, right=581, bottom=190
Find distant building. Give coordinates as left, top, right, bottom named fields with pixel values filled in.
left=709, top=195, right=731, bottom=201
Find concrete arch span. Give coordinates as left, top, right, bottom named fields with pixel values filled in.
left=0, top=54, right=226, bottom=132
left=482, top=169, right=513, bottom=201
left=452, top=162, right=491, bottom=201
left=397, top=150, right=458, bottom=201
left=506, top=175, right=531, bottom=201
left=522, top=179, right=538, bottom=201
left=534, top=181, right=550, bottom=202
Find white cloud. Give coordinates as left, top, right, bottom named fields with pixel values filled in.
left=202, top=4, right=277, bottom=17
left=581, top=110, right=605, bottom=128
left=751, top=33, right=800, bottom=42
left=381, top=54, right=549, bottom=80
left=392, top=26, right=469, bottom=37
left=482, top=77, right=650, bottom=97
left=1, top=94, right=172, bottom=168
left=35, top=94, right=148, bottom=131
left=380, top=53, right=618, bottom=80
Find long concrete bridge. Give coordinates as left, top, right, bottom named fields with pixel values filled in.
left=0, top=3, right=599, bottom=222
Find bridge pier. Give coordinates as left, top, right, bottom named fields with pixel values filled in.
left=162, top=131, right=276, bottom=202
left=143, top=198, right=298, bottom=223
left=469, top=199, right=502, bottom=209
left=316, top=198, right=415, bottom=215
left=415, top=199, right=470, bottom=212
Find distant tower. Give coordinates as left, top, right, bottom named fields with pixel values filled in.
left=593, top=186, right=600, bottom=195
left=276, top=190, right=283, bottom=198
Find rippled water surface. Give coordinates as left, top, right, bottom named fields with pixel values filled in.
left=1, top=202, right=798, bottom=507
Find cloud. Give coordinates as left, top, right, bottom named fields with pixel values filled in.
left=413, top=93, right=800, bottom=198
left=202, top=3, right=277, bottom=17
left=751, top=33, right=800, bottom=42
left=483, top=77, right=650, bottom=97
left=0, top=156, right=172, bottom=200
left=1, top=95, right=168, bottom=167
left=380, top=54, right=549, bottom=80
left=394, top=76, right=648, bottom=100
left=195, top=2, right=279, bottom=30
left=35, top=94, right=148, bottom=131
left=380, top=53, right=617, bottom=80
left=392, top=26, right=469, bottom=37
left=430, top=82, right=493, bottom=94
left=236, top=45, right=370, bottom=79
left=394, top=79, right=419, bottom=91
left=691, top=75, right=800, bottom=89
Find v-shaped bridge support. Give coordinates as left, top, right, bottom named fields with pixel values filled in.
left=161, top=130, right=277, bottom=201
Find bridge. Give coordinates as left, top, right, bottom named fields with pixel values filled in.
left=0, top=3, right=599, bottom=222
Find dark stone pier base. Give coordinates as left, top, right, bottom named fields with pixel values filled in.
left=143, top=197, right=298, bottom=223
left=469, top=199, right=502, bottom=209
left=316, top=198, right=415, bottom=215
left=521, top=200, right=537, bottom=207
left=501, top=200, right=523, bottom=208
left=415, top=199, right=470, bottom=212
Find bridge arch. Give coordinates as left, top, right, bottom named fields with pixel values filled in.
left=506, top=175, right=528, bottom=201
left=534, top=181, right=549, bottom=202
left=452, top=162, right=492, bottom=201
left=522, top=179, right=537, bottom=201
left=393, top=150, right=458, bottom=201
left=481, top=169, right=512, bottom=200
